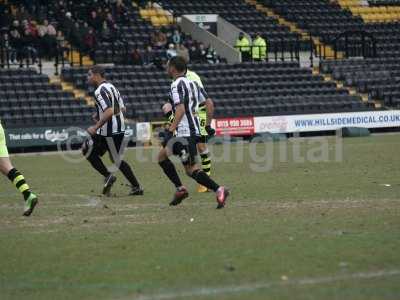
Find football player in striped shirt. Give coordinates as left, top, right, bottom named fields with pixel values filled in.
left=162, top=69, right=215, bottom=193
left=158, top=56, right=229, bottom=208
left=83, top=66, right=143, bottom=196
left=0, top=121, right=38, bottom=216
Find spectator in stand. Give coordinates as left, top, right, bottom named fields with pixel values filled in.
left=88, top=10, right=102, bottom=32
left=131, top=45, right=143, bottom=65
left=115, top=0, right=127, bottom=22
left=49, top=22, right=57, bottom=36
left=83, top=28, right=96, bottom=57
left=151, top=30, right=167, bottom=49
left=38, top=20, right=57, bottom=59
left=176, top=43, right=189, bottom=63
left=9, top=27, right=23, bottom=61
left=0, top=8, right=13, bottom=29
left=37, top=21, right=46, bottom=37
left=62, top=11, right=74, bottom=39
left=235, top=32, right=251, bottom=62
left=172, top=29, right=182, bottom=45
left=56, top=30, right=69, bottom=58
left=1, top=33, right=17, bottom=63
left=15, top=5, right=29, bottom=22
left=71, top=22, right=84, bottom=48
left=105, top=12, right=115, bottom=29
left=143, top=44, right=155, bottom=65
left=206, top=46, right=219, bottom=64
left=21, top=20, right=38, bottom=63
left=166, top=43, right=177, bottom=59
left=198, top=43, right=208, bottom=63
left=252, top=32, right=267, bottom=61
left=189, top=44, right=201, bottom=62
left=101, top=21, right=112, bottom=41
left=81, top=22, right=90, bottom=37
left=164, top=27, right=173, bottom=45
left=23, top=20, right=39, bottom=39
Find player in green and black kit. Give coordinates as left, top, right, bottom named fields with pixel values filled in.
left=162, top=69, right=215, bottom=193
left=0, top=121, right=38, bottom=216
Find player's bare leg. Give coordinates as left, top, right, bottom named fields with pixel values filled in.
left=158, top=147, right=188, bottom=206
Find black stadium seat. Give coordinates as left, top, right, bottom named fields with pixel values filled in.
left=61, top=62, right=377, bottom=122
left=0, top=69, right=93, bottom=128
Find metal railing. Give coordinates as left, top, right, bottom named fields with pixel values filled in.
left=235, top=37, right=301, bottom=63
left=310, top=31, right=377, bottom=66
left=1, top=31, right=378, bottom=75
left=0, top=44, right=43, bottom=73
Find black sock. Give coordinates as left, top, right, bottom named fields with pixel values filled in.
left=119, top=160, right=140, bottom=188
left=191, top=169, right=219, bottom=192
left=159, top=159, right=182, bottom=188
left=87, top=153, right=110, bottom=178
left=7, top=168, right=32, bottom=200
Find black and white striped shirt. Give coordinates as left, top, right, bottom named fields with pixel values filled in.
left=94, top=81, right=126, bottom=136
left=170, top=76, right=208, bottom=137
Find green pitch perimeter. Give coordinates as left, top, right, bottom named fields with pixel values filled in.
left=0, top=134, right=399, bottom=300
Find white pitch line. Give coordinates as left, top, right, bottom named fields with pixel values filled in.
left=133, top=269, right=400, bottom=300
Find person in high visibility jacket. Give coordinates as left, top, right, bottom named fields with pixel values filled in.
left=235, top=32, right=251, bottom=62
left=252, top=33, right=267, bottom=61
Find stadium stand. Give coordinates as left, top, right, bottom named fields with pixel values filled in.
left=0, top=0, right=387, bottom=130
left=62, top=61, right=376, bottom=122
left=255, top=0, right=400, bottom=109
left=340, top=0, right=400, bottom=22
left=155, top=0, right=310, bottom=52
left=321, top=57, right=400, bottom=108
left=259, top=0, right=365, bottom=47
left=0, top=0, right=222, bottom=65
left=259, top=0, right=400, bottom=57
left=0, top=68, right=92, bottom=128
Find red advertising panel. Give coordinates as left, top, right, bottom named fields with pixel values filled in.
left=215, top=117, right=255, bottom=136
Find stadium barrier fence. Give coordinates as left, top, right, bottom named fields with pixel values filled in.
left=0, top=30, right=377, bottom=75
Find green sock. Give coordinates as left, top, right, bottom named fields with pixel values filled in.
left=200, top=151, right=211, bottom=176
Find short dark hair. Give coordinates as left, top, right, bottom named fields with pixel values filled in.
left=168, top=56, right=187, bottom=73
left=90, top=65, right=106, bottom=77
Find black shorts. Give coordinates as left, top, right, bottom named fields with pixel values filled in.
left=168, top=136, right=198, bottom=166
left=83, top=133, right=126, bottom=159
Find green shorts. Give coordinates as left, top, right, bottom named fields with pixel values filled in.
left=0, top=123, right=9, bottom=158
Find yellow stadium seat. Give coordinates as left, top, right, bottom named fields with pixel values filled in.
left=155, top=8, right=165, bottom=16
left=148, top=9, right=157, bottom=17
left=140, top=9, right=149, bottom=18
left=151, top=16, right=161, bottom=26
left=378, top=6, right=387, bottom=13
left=158, top=16, right=169, bottom=25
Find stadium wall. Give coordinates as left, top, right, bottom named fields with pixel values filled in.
left=217, top=17, right=252, bottom=48
left=180, top=15, right=241, bottom=63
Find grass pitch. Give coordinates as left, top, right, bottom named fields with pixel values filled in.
left=0, top=134, right=400, bottom=300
